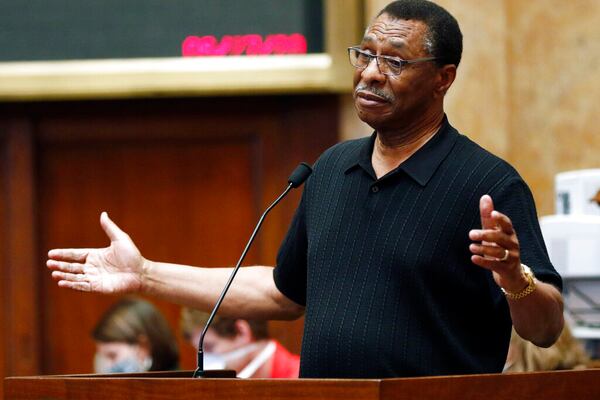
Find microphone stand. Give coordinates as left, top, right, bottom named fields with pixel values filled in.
left=192, top=183, right=295, bottom=378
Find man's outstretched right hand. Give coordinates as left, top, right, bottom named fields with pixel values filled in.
left=47, top=212, right=145, bottom=294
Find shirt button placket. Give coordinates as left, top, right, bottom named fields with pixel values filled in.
left=371, top=185, right=379, bottom=193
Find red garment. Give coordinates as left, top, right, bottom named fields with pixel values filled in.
left=270, top=341, right=300, bottom=378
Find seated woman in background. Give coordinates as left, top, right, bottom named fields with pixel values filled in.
left=93, top=297, right=179, bottom=373
left=504, top=323, right=590, bottom=372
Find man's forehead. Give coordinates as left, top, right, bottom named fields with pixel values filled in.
left=362, top=16, right=425, bottom=48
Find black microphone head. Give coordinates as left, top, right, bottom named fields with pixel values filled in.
left=288, top=162, right=313, bottom=188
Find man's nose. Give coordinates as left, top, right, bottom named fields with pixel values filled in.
left=360, top=57, right=386, bottom=83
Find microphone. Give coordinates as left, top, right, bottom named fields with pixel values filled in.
left=193, top=162, right=313, bottom=378
left=288, top=162, right=312, bottom=188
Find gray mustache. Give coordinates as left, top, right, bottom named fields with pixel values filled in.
left=355, top=85, right=394, bottom=102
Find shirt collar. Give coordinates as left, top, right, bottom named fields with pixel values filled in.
left=343, top=116, right=458, bottom=187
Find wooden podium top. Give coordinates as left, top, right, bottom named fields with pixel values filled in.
left=5, top=369, right=600, bottom=400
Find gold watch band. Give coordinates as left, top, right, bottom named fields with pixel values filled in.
left=501, top=264, right=536, bottom=300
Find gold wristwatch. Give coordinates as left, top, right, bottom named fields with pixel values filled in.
left=501, top=264, right=536, bottom=300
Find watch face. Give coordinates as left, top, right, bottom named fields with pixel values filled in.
left=522, top=264, right=534, bottom=278
left=502, top=264, right=536, bottom=300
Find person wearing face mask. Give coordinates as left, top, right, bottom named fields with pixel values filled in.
left=180, top=307, right=299, bottom=378
left=93, top=297, right=179, bottom=374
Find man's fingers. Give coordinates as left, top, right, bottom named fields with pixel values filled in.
left=47, top=248, right=90, bottom=262
left=470, top=255, right=497, bottom=271
left=470, top=244, right=513, bottom=261
left=492, top=210, right=515, bottom=235
left=57, top=280, right=91, bottom=292
left=469, top=229, right=516, bottom=250
left=51, top=269, right=94, bottom=292
left=51, top=270, right=88, bottom=282
left=479, top=194, right=495, bottom=230
left=46, top=260, right=86, bottom=274
left=100, top=212, right=129, bottom=242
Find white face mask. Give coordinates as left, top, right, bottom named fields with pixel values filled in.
left=202, top=352, right=227, bottom=370
left=203, top=342, right=261, bottom=370
left=94, top=343, right=152, bottom=374
left=204, top=341, right=277, bottom=378
left=94, top=353, right=152, bottom=374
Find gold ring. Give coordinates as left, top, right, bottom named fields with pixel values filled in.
left=499, top=249, right=509, bottom=262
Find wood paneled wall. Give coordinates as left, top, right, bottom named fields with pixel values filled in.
left=0, top=95, right=339, bottom=387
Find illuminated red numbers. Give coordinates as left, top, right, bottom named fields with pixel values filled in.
left=182, top=33, right=308, bottom=56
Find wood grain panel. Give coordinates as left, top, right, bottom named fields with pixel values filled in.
left=39, top=138, right=258, bottom=373
left=5, top=374, right=381, bottom=400
left=6, top=369, right=600, bottom=400
left=27, top=96, right=338, bottom=374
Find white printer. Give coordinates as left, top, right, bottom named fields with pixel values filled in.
left=540, top=169, right=600, bottom=277
left=540, top=169, right=600, bottom=337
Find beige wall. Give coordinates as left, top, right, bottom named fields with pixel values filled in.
left=505, top=0, right=600, bottom=215
left=342, top=0, right=600, bottom=216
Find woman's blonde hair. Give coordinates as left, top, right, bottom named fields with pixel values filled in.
left=505, top=324, right=589, bottom=372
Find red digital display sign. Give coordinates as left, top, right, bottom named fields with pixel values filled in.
left=182, top=34, right=308, bottom=56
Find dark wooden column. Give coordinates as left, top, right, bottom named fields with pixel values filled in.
left=0, top=116, right=41, bottom=397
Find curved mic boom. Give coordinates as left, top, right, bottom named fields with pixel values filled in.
left=193, top=162, right=313, bottom=378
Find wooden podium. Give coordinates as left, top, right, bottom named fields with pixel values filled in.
left=5, top=369, right=600, bottom=400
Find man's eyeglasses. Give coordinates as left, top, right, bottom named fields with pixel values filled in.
left=347, top=46, right=437, bottom=77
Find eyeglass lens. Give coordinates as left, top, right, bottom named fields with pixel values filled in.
left=348, top=48, right=402, bottom=76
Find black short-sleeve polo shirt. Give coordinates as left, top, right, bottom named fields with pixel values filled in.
left=274, top=117, right=562, bottom=379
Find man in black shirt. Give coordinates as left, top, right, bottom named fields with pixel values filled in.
left=48, top=0, right=564, bottom=378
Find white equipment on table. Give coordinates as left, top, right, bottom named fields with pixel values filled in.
left=540, top=169, right=600, bottom=341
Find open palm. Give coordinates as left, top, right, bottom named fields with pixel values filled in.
left=47, top=212, right=144, bottom=294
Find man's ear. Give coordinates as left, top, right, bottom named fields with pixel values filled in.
left=434, top=64, right=457, bottom=98
left=233, top=320, right=254, bottom=344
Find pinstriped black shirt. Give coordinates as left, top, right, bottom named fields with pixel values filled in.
left=274, top=117, right=562, bottom=378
